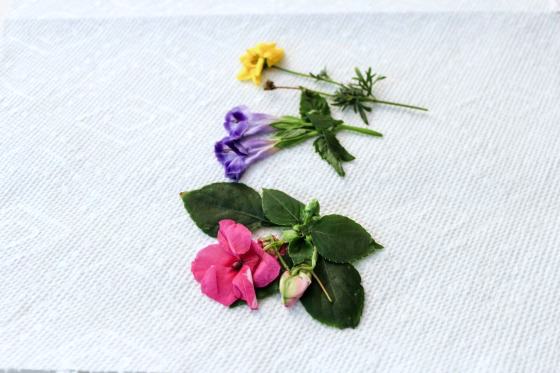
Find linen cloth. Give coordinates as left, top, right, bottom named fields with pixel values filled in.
left=4, top=0, right=558, bottom=17
left=1, top=13, right=560, bottom=372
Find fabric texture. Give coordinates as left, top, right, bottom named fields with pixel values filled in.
left=4, top=0, right=557, bottom=17
left=1, top=13, right=560, bottom=372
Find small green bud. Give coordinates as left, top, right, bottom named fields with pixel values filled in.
left=305, top=199, right=320, bottom=216
left=282, top=229, right=300, bottom=243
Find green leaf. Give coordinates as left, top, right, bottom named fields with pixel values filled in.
left=301, top=257, right=364, bottom=329
left=310, top=214, right=380, bottom=263
left=181, top=182, right=266, bottom=237
left=313, top=131, right=355, bottom=176
left=288, top=236, right=315, bottom=266
left=262, top=189, right=305, bottom=226
left=300, top=89, right=330, bottom=122
left=308, top=113, right=342, bottom=131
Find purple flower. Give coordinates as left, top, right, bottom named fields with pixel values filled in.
left=224, top=106, right=276, bottom=139
left=215, top=106, right=279, bottom=181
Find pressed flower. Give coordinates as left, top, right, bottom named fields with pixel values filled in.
left=215, top=136, right=278, bottom=181
left=215, top=106, right=280, bottom=181
left=191, top=220, right=281, bottom=309
left=215, top=100, right=384, bottom=181
left=237, top=42, right=284, bottom=85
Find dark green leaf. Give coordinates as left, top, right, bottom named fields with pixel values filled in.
left=288, top=236, right=315, bottom=265
left=301, top=257, right=364, bottom=329
left=313, top=131, right=355, bottom=176
left=323, top=131, right=355, bottom=162
left=181, top=182, right=266, bottom=237
left=308, top=113, right=342, bottom=131
left=262, top=189, right=305, bottom=226
left=300, top=89, right=330, bottom=122
left=310, top=214, right=380, bottom=263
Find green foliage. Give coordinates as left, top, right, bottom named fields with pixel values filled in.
left=262, top=189, right=305, bottom=226
left=180, top=183, right=266, bottom=236
left=311, top=214, right=381, bottom=263
left=301, top=257, right=364, bottom=329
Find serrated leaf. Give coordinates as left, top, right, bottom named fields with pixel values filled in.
left=300, top=89, right=330, bottom=122
left=310, top=214, right=380, bottom=263
left=288, top=236, right=315, bottom=266
left=181, top=183, right=266, bottom=237
left=301, top=257, right=364, bottom=329
left=262, top=189, right=305, bottom=226
left=313, top=131, right=355, bottom=176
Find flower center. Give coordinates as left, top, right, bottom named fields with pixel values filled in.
left=232, top=260, right=243, bottom=271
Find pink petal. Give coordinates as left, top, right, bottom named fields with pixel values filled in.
left=200, top=265, right=237, bottom=306
left=251, top=241, right=281, bottom=288
left=217, top=219, right=252, bottom=256
left=232, top=266, right=258, bottom=310
left=191, top=243, right=233, bottom=283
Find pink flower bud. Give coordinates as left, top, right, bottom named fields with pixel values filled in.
left=279, top=270, right=312, bottom=307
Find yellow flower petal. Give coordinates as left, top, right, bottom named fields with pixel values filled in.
left=237, top=42, right=285, bottom=84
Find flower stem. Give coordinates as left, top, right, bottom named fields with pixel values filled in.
left=271, top=85, right=334, bottom=97
left=276, top=253, right=290, bottom=271
left=311, top=271, right=333, bottom=303
left=272, top=65, right=310, bottom=79
left=272, top=66, right=344, bottom=87
left=337, top=124, right=383, bottom=137
left=365, top=98, right=428, bottom=112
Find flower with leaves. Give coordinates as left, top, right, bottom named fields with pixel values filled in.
left=215, top=93, right=383, bottom=180
left=181, top=184, right=383, bottom=328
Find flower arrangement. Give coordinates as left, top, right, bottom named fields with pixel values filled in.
left=181, top=183, right=382, bottom=329
left=179, top=41, right=428, bottom=329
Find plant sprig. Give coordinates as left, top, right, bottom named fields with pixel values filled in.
left=270, top=65, right=428, bottom=125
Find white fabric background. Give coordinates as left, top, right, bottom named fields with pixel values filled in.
left=3, top=0, right=559, bottom=17
left=1, top=12, right=560, bottom=372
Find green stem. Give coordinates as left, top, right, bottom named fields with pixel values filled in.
left=312, top=271, right=333, bottom=303
left=275, top=130, right=319, bottom=149
left=366, top=98, right=428, bottom=112
left=276, top=253, right=290, bottom=271
left=337, top=124, right=383, bottom=137
left=272, top=66, right=344, bottom=87
left=272, top=85, right=334, bottom=97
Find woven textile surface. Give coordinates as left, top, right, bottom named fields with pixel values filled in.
left=1, top=13, right=560, bottom=371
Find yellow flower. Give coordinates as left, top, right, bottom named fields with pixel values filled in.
left=237, top=42, right=284, bottom=85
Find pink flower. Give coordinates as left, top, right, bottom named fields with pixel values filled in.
left=279, top=270, right=312, bottom=307
left=191, top=219, right=281, bottom=309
